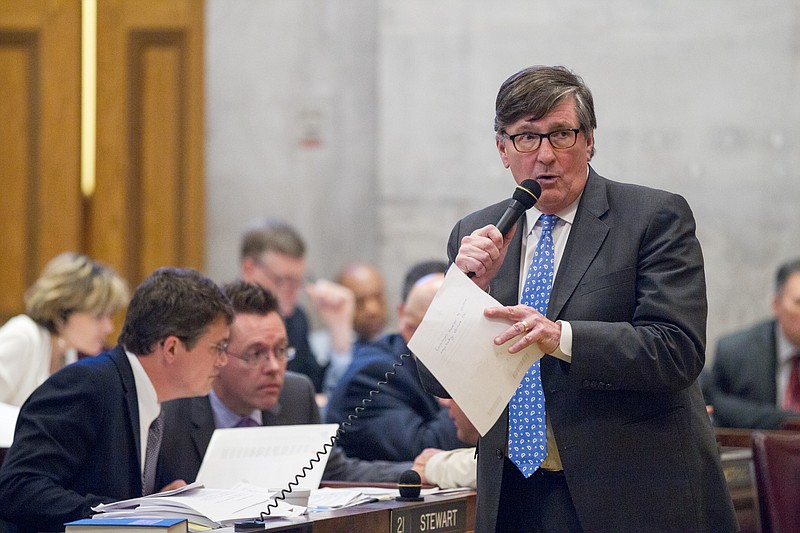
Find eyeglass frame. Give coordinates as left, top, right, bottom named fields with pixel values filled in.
left=252, top=259, right=306, bottom=291
left=225, top=344, right=297, bottom=367
left=163, top=337, right=229, bottom=358
left=503, top=128, right=582, bottom=153
left=209, top=341, right=229, bottom=358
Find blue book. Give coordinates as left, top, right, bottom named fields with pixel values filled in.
left=64, top=517, right=188, bottom=533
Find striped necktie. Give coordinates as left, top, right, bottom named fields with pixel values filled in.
left=142, top=410, right=163, bottom=495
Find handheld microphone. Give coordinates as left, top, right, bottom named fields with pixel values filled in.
left=396, top=469, right=424, bottom=502
left=467, top=179, right=541, bottom=278
left=495, top=179, right=541, bottom=235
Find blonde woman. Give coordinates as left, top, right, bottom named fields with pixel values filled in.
left=0, top=252, right=129, bottom=406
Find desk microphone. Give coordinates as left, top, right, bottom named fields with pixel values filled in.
left=396, top=469, right=424, bottom=502
left=467, top=179, right=541, bottom=278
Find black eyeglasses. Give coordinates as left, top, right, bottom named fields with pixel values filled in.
left=505, top=128, right=581, bottom=153
left=226, top=345, right=296, bottom=367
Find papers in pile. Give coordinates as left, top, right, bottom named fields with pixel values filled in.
left=91, top=482, right=303, bottom=529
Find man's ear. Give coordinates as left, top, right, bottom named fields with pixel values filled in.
left=496, top=135, right=510, bottom=169
left=241, top=257, right=255, bottom=279
left=160, top=335, right=182, bottom=364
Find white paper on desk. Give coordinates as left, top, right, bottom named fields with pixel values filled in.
left=197, top=424, right=338, bottom=491
left=93, top=484, right=302, bottom=526
left=0, top=402, right=20, bottom=447
left=408, top=265, right=543, bottom=436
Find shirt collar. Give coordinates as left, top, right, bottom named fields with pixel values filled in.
left=209, top=388, right=263, bottom=428
left=125, top=349, right=160, bottom=425
left=524, top=191, right=581, bottom=236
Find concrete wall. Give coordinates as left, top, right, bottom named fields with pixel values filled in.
left=205, top=0, right=800, bottom=360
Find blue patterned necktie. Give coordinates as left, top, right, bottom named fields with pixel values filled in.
left=508, top=213, right=558, bottom=477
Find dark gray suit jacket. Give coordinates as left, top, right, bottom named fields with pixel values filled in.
left=707, top=319, right=798, bottom=428
left=157, top=371, right=410, bottom=487
left=0, top=347, right=144, bottom=532
left=421, top=168, right=737, bottom=532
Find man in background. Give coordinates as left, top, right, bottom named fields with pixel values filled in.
left=325, top=273, right=466, bottom=462
left=157, top=281, right=414, bottom=487
left=338, top=262, right=387, bottom=344
left=400, top=260, right=447, bottom=303
left=414, top=399, right=479, bottom=490
left=707, top=257, right=800, bottom=429
left=240, top=219, right=355, bottom=393
left=0, top=268, right=234, bottom=532
left=313, top=261, right=388, bottom=395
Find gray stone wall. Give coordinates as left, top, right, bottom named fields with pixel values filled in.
left=206, top=0, right=800, bottom=360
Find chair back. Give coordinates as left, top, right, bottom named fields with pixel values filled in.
left=752, top=431, right=800, bottom=533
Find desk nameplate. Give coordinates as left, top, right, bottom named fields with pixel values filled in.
left=390, top=498, right=467, bottom=533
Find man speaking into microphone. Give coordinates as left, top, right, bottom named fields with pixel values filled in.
left=418, top=66, right=737, bottom=532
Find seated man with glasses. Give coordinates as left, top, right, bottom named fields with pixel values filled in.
left=239, top=219, right=356, bottom=396
left=0, top=268, right=234, bottom=532
left=156, top=281, right=415, bottom=487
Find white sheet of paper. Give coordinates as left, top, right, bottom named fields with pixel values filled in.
left=408, top=265, right=543, bottom=436
left=196, top=424, right=339, bottom=491
left=0, top=402, right=20, bottom=448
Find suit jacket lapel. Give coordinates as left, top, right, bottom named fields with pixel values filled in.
left=110, top=346, right=143, bottom=466
left=548, top=168, right=610, bottom=320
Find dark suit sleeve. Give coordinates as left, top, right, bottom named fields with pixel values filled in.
left=567, top=193, right=708, bottom=392
left=417, top=360, right=450, bottom=399
left=0, top=365, right=121, bottom=530
left=285, top=309, right=326, bottom=392
left=322, top=446, right=412, bottom=483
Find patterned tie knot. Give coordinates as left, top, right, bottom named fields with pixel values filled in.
left=540, top=214, right=559, bottom=232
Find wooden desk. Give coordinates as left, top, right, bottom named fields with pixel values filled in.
left=223, top=490, right=476, bottom=533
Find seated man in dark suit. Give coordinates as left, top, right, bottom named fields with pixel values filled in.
left=325, top=273, right=467, bottom=462
left=0, top=268, right=234, bottom=532
left=157, top=281, right=413, bottom=487
left=707, top=257, right=800, bottom=428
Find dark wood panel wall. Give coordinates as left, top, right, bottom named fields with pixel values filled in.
left=0, top=0, right=204, bottom=327
left=0, top=0, right=82, bottom=325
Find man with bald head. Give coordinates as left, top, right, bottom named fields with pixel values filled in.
left=337, top=262, right=387, bottom=343
left=324, top=273, right=466, bottom=462
left=315, top=262, right=389, bottom=395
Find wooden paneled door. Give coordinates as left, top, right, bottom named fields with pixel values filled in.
left=91, top=0, right=205, bottom=288
left=0, top=0, right=82, bottom=325
left=0, top=0, right=205, bottom=324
